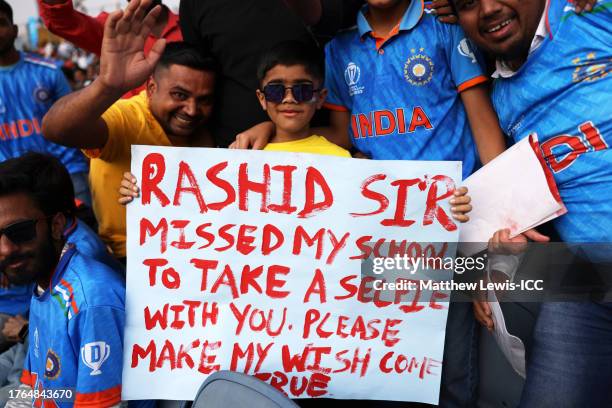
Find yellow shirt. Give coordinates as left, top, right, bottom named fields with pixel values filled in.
left=84, top=92, right=172, bottom=257
left=263, top=135, right=351, bottom=157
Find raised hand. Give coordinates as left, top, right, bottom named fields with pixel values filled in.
left=98, top=0, right=166, bottom=94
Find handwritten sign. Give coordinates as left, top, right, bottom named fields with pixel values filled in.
left=122, top=146, right=461, bottom=404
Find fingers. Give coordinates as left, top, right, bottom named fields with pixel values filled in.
left=118, top=195, right=134, bottom=205
left=233, top=133, right=249, bottom=150
left=146, top=38, right=166, bottom=68
left=139, top=3, right=163, bottom=38
left=438, top=15, right=458, bottom=24
left=523, top=228, right=550, bottom=243
left=119, top=172, right=139, bottom=205
left=116, top=0, right=139, bottom=34
left=450, top=187, right=471, bottom=222
left=434, top=6, right=455, bottom=17
left=451, top=207, right=471, bottom=222
left=473, top=301, right=494, bottom=331
left=104, top=10, right=124, bottom=40
left=252, top=137, right=268, bottom=151
left=228, top=141, right=238, bottom=149
left=120, top=177, right=140, bottom=195
left=575, top=0, right=595, bottom=13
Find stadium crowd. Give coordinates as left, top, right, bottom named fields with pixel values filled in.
left=0, top=0, right=609, bottom=407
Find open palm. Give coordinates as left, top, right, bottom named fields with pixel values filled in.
left=98, top=0, right=166, bottom=93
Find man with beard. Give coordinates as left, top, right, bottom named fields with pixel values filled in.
left=43, top=0, right=216, bottom=262
left=451, top=0, right=612, bottom=405
left=38, top=0, right=181, bottom=98
left=0, top=153, right=121, bottom=353
left=0, top=153, right=127, bottom=406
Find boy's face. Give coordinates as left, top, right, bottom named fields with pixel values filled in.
left=256, top=64, right=327, bottom=137
left=453, top=0, right=546, bottom=60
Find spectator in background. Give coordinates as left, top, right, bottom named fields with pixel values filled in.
left=0, top=0, right=90, bottom=206
left=42, top=0, right=215, bottom=261
left=38, top=0, right=182, bottom=98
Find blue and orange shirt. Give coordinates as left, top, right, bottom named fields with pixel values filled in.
left=21, top=246, right=126, bottom=407
left=0, top=53, right=87, bottom=174
left=324, top=0, right=487, bottom=179
left=492, top=0, right=612, bottom=244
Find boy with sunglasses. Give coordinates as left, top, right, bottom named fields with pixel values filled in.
left=255, top=41, right=352, bottom=157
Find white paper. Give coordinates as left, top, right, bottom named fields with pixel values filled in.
left=122, top=145, right=462, bottom=404
left=459, top=135, right=566, bottom=255
left=486, top=290, right=526, bottom=379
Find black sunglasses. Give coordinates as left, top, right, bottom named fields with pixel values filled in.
left=262, top=83, right=320, bottom=104
left=0, top=217, right=50, bottom=245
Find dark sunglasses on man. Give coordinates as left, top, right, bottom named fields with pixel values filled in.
left=0, top=216, right=52, bottom=245
left=261, top=83, right=320, bottom=104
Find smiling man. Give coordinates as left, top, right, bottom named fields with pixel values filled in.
left=42, top=0, right=216, bottom=261
left=451, top=0, right=612, bottom=406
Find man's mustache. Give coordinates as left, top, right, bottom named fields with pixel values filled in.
left=0, top=253, right=34, bottom=271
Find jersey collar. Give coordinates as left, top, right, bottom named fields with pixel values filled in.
left=357, top=0, right=425, bottom=39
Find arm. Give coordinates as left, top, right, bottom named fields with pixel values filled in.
left=38, top=0, right=107, bottom=55
left=460, top=84, right=506, bottom=164
left=313, top=110, right=351, bottom=149
left=43, top=0, right=166, bottom=149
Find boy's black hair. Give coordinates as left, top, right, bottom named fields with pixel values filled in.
left=0, top=153, right=76, bottom=216
left=0, top=0, right=13, bottom=23
left=257, top=41, right=325, bottom=85
left=155, top=42, right=217, bottom=75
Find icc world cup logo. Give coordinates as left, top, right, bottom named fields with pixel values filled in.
left=81, top=341, right=111, bottom=376
left=344, top=62, right=361, bottom=86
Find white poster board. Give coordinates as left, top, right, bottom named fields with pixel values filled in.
left=122, top=145, right=461, bottom=404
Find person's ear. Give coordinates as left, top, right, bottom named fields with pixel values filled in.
left=316, top=88, right=328, bottom=109
left=146, top=76, right=157, bottom=98
left=50, top=213, right=67, bottom=241
left=256, top=89, right=267, bottom=111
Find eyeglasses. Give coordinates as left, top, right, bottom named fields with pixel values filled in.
left=262, top=83, right=320, bottom=104
left=0, top=217, right=50, bottom=245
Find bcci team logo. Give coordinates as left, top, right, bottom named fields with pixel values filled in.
left=344, top=62, right=365, bottom=96
left=81, top=341, right=111, bottom=376
left=33, top=86, right=51, bottom=104
left=572, top=52, right=611, bottom=83
left=404, top=48, right=434, bottom=86
left=458, top=38, right=478, bottom=64
left=44, top=349, right=61, bottom=380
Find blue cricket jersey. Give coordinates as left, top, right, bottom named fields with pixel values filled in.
left=22, top=245, right=125, bottom=407
left=324, top=0, right=487, bottom=179
left=492, top=0, right=612, bottom=244
left=0, top=53, right=88, bottom=174
left=0, top=218, right=119, bottom=325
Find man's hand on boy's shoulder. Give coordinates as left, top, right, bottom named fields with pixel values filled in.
left=431, top=0, right=458, bottom=24
left=230, top=121, right=275, bottom=150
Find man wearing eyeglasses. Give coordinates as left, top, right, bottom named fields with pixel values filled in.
left=0, top=154, right=130, bottom=406
left=42, top=0, right=216, bottom=263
